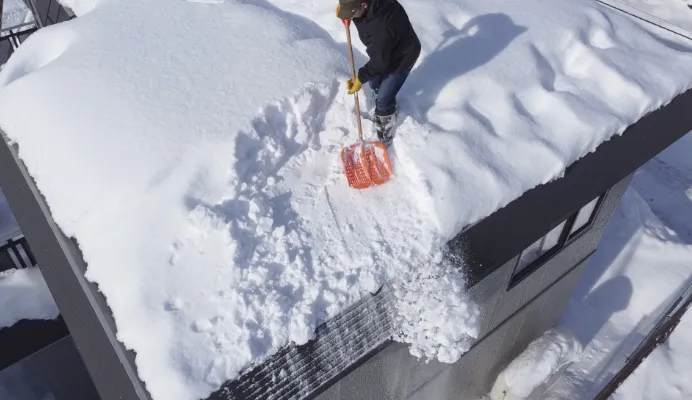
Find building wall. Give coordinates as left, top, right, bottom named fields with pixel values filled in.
left=0, top=41, right=10, bottom=64
left=315, top=173, right=632, bottom=400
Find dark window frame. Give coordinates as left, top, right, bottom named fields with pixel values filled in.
left=565, top=194, right=606, bottom=243
left=508, top=191, right=608, bottom=290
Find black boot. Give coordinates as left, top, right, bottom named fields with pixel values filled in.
left=375, top=112, right=396, bottom=147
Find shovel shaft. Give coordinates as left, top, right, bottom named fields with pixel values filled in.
left=344, top=21, right=364, bottom=142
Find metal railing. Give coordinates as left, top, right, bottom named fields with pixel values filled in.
left=594, top=282, right=692, bottom=399
left=1, top=0, right=74, bottom=65
left=0, top=231, right=37, bottom=272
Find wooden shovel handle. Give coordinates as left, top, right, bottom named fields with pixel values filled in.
left=343, top=20, right=364, bottom=142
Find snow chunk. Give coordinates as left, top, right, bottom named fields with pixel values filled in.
left=493, top=328, right=582, bottom=399
left=392, top=252, right=480, bottom=363
left=0, top=267, right=59, bottom=329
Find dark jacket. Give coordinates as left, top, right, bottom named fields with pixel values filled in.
left=353, top=0, right=421, bottom=84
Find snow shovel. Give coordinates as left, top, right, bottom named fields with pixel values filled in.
left=340, top=19, right=393, bottom=189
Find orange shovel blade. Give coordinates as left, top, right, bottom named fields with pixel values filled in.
left=341, top=141, right=393, bottom=189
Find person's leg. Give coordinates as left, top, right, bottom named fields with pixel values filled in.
left=368, top=75, right=384, bottom=109
left=369, top=74, right=384, bottom=95
left=373, top=68, right=412, bottom=145
left=374, top=67, right=412, bottom=117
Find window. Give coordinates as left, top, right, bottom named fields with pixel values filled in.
left=568, top=197, right=600, bottom=238
left=509, top=193, right=606, bottom=288
left=514, top=221, right=566, bottom=275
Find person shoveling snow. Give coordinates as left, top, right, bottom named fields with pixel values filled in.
left=336, top=0, right=421, bottom=146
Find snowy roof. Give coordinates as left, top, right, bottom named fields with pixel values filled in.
left=0, top=0, right=692, bottom=399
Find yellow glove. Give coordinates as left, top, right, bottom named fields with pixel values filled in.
left=346, top=77, right=362, bottom=94
left=336, top=4, right=340, bottom=18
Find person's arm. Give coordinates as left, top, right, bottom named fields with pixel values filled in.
left=357, top=28, right=394, bottom=83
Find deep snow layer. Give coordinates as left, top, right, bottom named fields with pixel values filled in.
left=1, top=0, right=692, bottom=399
left=0, top=267, right=59, bottom=329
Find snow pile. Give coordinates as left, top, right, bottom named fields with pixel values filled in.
left=1, top=0, right=34, bottom=29
left=490, top=327, right=582, bottom=399
left=0, top=267, right=59, bottom=329
left=541, top=134, right=692, bottom=399
left=0, top=0, right=692, bottom=398
left=391, top=251, right=480, bottom=363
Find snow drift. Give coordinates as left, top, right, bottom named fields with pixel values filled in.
left=0, top=0, right=692, bottom=398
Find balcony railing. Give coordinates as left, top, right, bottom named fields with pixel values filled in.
left=0, top=230, right=37, bottom=272
left=1, top=0, right=74, bottom=65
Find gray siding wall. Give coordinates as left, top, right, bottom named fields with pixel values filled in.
left=316, top=173, right=632, bottom=400
left=0, top=41, right=10, bottom=64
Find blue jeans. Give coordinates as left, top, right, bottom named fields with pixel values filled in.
left=369, top=67, right=412, bottom=117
